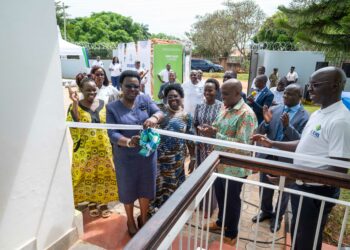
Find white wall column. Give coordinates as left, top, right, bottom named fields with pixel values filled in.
left=0, top=1, right=75, bottom=249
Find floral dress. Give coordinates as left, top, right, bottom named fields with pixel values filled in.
left=67, top=100, right=118, bottom=205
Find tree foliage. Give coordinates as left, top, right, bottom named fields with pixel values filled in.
left=188, top=0, right=265, bottom=58
left=254, top=12, right=295, bottom=43
left=66, top=12, right=151, bottom=43
left=278, top=0, right=350, bottom=52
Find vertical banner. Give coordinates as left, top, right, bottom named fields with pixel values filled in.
left=125, top=42, right=137, bottom=70
left=117, top=43, right=126, bottom=71
left=138, top=40, right=152, bottom=96
left=153, top=44, right=183, bottom=101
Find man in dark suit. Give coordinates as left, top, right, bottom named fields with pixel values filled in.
left=252, top=84, right=309, bottom=232
left=247, top=75, right=274, bottom=124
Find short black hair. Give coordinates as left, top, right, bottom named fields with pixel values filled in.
left=80, top=77, right=95, bottom=90
left=205, top=78, right=220, bottom=90
left=223, top=71, right=237, bottom=80
left=119, top=70, right=141, bottom=84
left=164, top=84, right=184, bottom=98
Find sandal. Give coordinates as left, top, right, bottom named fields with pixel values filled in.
left=88, top=202, right=99, bottom=217
left=75, top=201, right=89, bottom=212
left=98, top=204, right=112, bottom=218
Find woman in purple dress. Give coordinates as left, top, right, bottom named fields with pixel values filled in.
left=106, top=70, right=163, bottom=236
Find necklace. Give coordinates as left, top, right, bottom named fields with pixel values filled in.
left=167, top=105, right=183, bottom=114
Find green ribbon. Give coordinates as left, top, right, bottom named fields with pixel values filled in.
left=139, top=128, right=161, bottom=157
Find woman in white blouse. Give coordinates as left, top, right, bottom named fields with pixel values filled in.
left=109, top=57, right=122, bottom=90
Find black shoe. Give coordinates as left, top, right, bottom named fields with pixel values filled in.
left=252, top=211, right=272, bottom=223
left=137, top=215, right=143, bottom=229
left=270, top=218, right=281, bottom=233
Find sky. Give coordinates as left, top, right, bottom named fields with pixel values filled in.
left=61, top=0, right=292, bottom=38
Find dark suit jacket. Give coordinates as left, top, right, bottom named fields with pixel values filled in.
left=257, top=104, right=309, bottom=162
left=250, top=87, right=274, bottom=124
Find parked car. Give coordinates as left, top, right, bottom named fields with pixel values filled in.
left=191, top=59, right=224, bottom=72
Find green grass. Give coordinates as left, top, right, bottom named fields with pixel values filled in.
left=202, top=72, right=249, bottom=81
left=237, top=73, right=249, bottom=81
left=303, top=104, right=320, bottom=114
left=203, top=72, right=224, bottom=78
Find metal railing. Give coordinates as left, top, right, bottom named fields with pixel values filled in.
left=125, top=151, right=350, bottom=250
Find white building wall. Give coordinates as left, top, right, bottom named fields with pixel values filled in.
left=0, top=1, right=75, bottom=249
left=257, top=50, right=325, bottom=87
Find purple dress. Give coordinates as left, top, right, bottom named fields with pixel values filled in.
left=106, top=95, right=161, bottom=204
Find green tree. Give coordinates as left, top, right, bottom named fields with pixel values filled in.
left=278, top=0, right=350, bottom=52
left=187, top=10, right=235, bottom=57
left=66, top=12, right=151, bottom=43
left=188, top=0, right=265, bottom=58
left=254, top=12, right=295, bottom=43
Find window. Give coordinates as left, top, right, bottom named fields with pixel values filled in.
left=67, top=55, right=80, bottom=60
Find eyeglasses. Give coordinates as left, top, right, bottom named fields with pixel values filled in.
left=308, top=80, right=329, bottom=89
left=124, top=84, right=140, bottom=90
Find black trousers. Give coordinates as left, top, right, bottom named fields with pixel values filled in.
left=214, top=177, right=244, bottom=238
left=290, top=184, right=340, bottom=250
left=260, top=173, right=290, bottom=221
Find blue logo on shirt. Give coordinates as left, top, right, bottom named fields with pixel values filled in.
left=310, top=124, right=321, bottom=138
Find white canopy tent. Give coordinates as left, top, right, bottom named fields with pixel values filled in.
left=58, top=28, right=89, bottom=79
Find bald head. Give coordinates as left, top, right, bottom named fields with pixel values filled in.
left=309, top=66, right=347, bottom=107
left=222, top=78, right=242, bottom=93
left=311, top=66, right=347, bottom=92
left=284, top=83, right=303, bottom=107
left=221, top=79, right=243, bottom=108
left=285, top=84, right=303, bottom=97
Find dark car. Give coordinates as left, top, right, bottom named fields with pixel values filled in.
left=191, top=59, right=224, bottom=72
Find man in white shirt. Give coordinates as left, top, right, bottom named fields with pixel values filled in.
left=92, top=56, right=104, bottom=68
left=157, top=63, right=171, bottom=84
left=286, top=66, right=299, bottom=85
left=134, top=60, right=148, bottom=93
left=252, top=66, right=350, bottom=250
left=270, top=77, right=287, bottom=105
left=182, top=70, right=204, bottom=116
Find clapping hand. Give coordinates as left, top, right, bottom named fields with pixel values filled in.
left=281, top=113, right=290, bottom=128
left=263, top=105, right=273, bottom=123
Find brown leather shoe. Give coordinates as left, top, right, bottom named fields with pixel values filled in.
left=202, top=221, right=226, bottom=231
left=223, top=236, right=237, bottom=246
